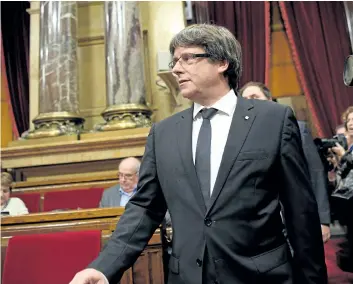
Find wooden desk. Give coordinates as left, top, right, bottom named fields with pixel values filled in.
left=1, top=208, right=164, bottom=284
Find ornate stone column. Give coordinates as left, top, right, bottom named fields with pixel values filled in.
left=96, top=1, right=151, bottom=131
left=23, top=1, right=84, bottom=139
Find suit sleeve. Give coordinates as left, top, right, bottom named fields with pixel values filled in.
left=88, top=124, right=167, bottom=282
left=279, top=108, right=328, bottom=284
left=298, top=121, right=331, bottom=225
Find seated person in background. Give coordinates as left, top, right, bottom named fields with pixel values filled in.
left=1, top=172, right=29, bottom=216
left=240, top=81, right=331, bottom=243
left=99, top=157, right=140, bottom=208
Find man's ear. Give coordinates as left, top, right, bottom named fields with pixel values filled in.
left=218, top=60, right=229, bottom=74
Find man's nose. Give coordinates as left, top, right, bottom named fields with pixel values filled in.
left=172, top=60, right=184, bottom=74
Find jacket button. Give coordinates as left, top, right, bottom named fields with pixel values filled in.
left=204, top=218, right=212, bottom=227
left=196, top=258, right=202, bottom=267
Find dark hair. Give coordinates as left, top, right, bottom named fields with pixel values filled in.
left=169, top=24, right=242, bottom=89
left=239, top=81, right=272, bottom=99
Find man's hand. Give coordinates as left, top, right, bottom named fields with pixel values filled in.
left=321, top=225, right=331, bottom=243
left=69, top=268, right=108, bottom=284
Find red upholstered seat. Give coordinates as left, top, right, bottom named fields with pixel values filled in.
left=11, top=192, right=41, bottom=213
left=43, top=188, right=104, bottom=212
left=2, top=230, right=101, bottom=284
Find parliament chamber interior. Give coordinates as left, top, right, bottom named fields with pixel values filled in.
left=1, top=1, right=353, bottom=283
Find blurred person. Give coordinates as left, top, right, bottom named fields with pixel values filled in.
left=70, top=24, right=327, bottom=284
left=241, top=81, right=331, bottom=243
left=99, top=157, right=140, bottom=208
left=1, top=172, right=28, bottom=216
left=330, top=106, right=353, bottom=272
left=331, top=107, right=353, bottom=163
left=336, top=124, right=346, bottom=135
left=327, top=124, right=348, bottom=182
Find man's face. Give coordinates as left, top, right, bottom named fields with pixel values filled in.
left=118, top=164, right=138, bottom=193
left=1, top=186, right=10, bottom=207
left=336, top=126, right=346, bottom=135
left=242, top=86, right=269, bottom=101
left=171, top=46, right=226, bottom=102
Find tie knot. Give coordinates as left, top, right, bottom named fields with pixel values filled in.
left=201, top=108, right=218, bottom=120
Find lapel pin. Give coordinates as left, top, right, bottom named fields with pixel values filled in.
left=244, top=116, right=249, bottom=120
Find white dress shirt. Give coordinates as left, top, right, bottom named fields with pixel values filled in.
left=192, top=89, right=237, bottom=195
left=119, top=187, right=136, bottom=207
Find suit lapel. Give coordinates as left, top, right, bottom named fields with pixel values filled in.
left=176, top=107, right=207, bottom=213
left=207, top=97, right=256, bottom=214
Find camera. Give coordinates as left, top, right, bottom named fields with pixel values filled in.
left=314, top=134, right=348, bottom=153
left=314, top=134, right=348, bottom=171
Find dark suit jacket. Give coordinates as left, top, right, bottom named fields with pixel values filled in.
left=297, top=121, right=330, bottom=225
left=89, top=97, right=327, bottom=284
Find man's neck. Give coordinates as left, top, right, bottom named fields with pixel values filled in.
left=195, top=86, right=232, bottom=107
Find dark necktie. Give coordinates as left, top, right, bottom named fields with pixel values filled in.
left=195, top=108, right=218, bottom=207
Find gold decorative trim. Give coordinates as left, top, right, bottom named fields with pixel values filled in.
left=22, top=111, right=85, bottom=140
left=78, top=35, right=105, bottom=47
left=96, top=104, right=152, bottom=131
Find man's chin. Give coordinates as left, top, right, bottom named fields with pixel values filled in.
left=180, top=90, right=195, bottom=100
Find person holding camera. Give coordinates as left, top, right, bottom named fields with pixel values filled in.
left=329, top=106, right=353, bottom=273
left=330, top=106, right=353, bottom=188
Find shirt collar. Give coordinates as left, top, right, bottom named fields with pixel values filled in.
left=119, top=187, right=137, bottom=197
left=193, top=89, right=237, bottom=120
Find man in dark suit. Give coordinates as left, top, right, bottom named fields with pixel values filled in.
left=70, top=24, right=327, bottom=284
left=240, top=81, right=331, bottom=243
